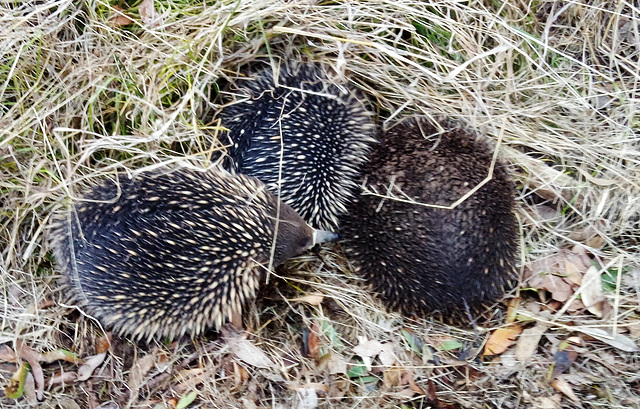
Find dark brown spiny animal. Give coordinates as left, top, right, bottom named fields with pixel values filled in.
left=340, top=118, right=518, bottom=317
left=221, top=61, right=376, bottom=230
left=50, top=167, right=336, bottom=341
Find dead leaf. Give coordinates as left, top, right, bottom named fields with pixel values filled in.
left=404, top=370, right=425, bottom=395
left=42, top=349, right=79, bottom=364
left=15, top=339, right=44, bottom=400
left=515, top=322, right=549, bottom=364
left=483, top=325, right=523, bottom=357
left=110, top=6, right=134, bottom=27
left=378, top=343, right=396, bottom=366
left=48, top=371, right=77, bottom=386
left=4, top=361, right=29, bottom=399
left=95, top=334, right=111, bottom=354
left=581, top=328, right=639, bottom=352
left=563, top=259, right=583, bottom=285
left=24, top=372, right=37, bottom=405
left=227, top=336, right=274, bottom=369
left=533, top=273, right=575, bottom=303
left=317, top=353, right=347, bottom=375
left=533, top=396, right=562, bottom=409
left=382, top=366, right=403, bottom=389
left=550, top=376, right=580, bottom=403
left=139, top=0, right=157, bottom=25
left=232, top=361, right=249, bottom=390
left=290, top=294, right=325, bottom=306
left=305, top=323, right=321, bottom=360
left=173, top=367, right=212, bottom=394
left=581, top=265, right=604, bottom=317
left=353, top=338, right=387, bottom=371
left=76, top=352, right=107, bottom=381
left=295, top=388, right=318, bottom=409
left=0, top=344, right=18, bottom=363
left=128, top=351, right=157, bottom=404
left=628, top=321, right=640, bottom=338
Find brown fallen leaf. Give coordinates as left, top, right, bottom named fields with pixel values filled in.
left=306, top=323, right=321, bottom=360
left=42, top=349, right=80, bottom=364
left=95, top=334, right=111, bottom=354
left=76, top=352, right=107, bottom=381
left=353, top=338, right=387, bottom=371
left=515, top=322, right=549, bottom=364
left=110, top=6, right=134, bottom=27
left=226, top=334, right=274, bottom=369
left=128, top=351, right=157, bottom=405
left=404, top=370, right=425, bottom=395
left=317, top=352, right=347, bottom=375
left=581, top=265, right=605, bottom=317
left=382, top=366, right=403, bottom=389
left=15, top=339, right=44, bottom=400
left=483, top=324, right=523, bottom=357
left=24, top=372, right=37, bottom=405
left=0, top=344, right=18, bottom=363
left=232, top=361, right=249, bottom=391
left=290, top=294, right=325, bottom=306
left=48, top=371, right=77, bottom=386
left=139, top=0, right=157, bottom=25
left=4, top=361, right=29, bottom=399
left=550, top=376, right=580, bottom=403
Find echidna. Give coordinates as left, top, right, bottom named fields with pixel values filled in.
left=220, top=61, right=376, bottom=230
left=50, top=167, right=337, bottom=340
left=340, top=118, right=519, bottom=317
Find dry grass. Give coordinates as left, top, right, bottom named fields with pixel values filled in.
left=1, top=0, right=639, bottom=408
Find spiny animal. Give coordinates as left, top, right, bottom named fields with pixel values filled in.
left=50, top=167, right=337, bottom=341
left=221, top=61, right=377, bottom=230
left=340, top=118, right=519, bottom=317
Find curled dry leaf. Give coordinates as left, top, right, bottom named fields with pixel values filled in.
left=317, top=352, right=347, bottom=375
left=353, top=338, right=387, bottom=371
left=76, top=352, right=107, bottom=381
left=295, top=388, right=319, bottom=409
left=581, top=265, right=605, bottom=317
left=515, top=322, right=550, bottom=364
left=4, top=361, right=29, bottom=399
left=173, top=368, right=211, bottom=394
left=483, top=324, right=523, bottom=357
left=139, top=0, right=157, bottom=25
left=110, top=6, right=134, bottom=27
left=128, top=351, right=157, bottom=404
left=581, top=328, right=639, bottom=352
left=0, top=344, right=18, bottom=363
left=550, top=376, right=580, bottom=403
left=24, top=372, right=37, bottom=405
left=95, top=334, right=111, bottom=354
left=304, top=323, right=321, bottom=360
left=227, top=336, right=274, bottom=369
left=290, top=294, right=325, bottom=306
left=42, top=349, right=79, bottom=364
left=49, top=371, right=77, bottom=386
left=15, top=339, right=44, bottom=400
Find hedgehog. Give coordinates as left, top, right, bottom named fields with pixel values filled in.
left=50, top=167, right=337, bottom=341
left=340, top=118, right=519, bottom=318
left=220, top=61, right=377, bottom=230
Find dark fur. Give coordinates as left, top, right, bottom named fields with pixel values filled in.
left=221, top=62, right=376, bottom=230
left=340, top=118, right=519, bottom=316
left=50, top=167, right=316, bottom=340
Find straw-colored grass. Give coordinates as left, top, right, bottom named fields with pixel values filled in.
left=1, top=0, right=638, bottom=408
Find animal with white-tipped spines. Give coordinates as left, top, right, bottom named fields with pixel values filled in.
left=221, top=62, right=376, bottom=230
left=50, top=167, right=336, bottom=340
